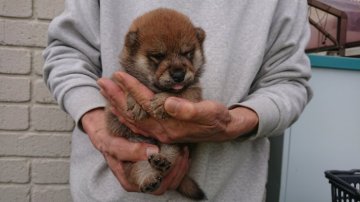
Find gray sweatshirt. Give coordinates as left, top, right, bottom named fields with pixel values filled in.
left=43, top=1, right=312, bottom=201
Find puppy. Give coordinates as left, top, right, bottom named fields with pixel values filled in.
left=105, top=8, right=206, bottom=200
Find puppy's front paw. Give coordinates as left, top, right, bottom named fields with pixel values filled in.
left=150, top=94, right=170, bottom=119
left=148, top=153, right=171, bottom=173
left=140, top=174, right=163, bottom=193
left=127, top=96, right=148, bottom=121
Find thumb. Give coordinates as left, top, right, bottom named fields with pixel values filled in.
left=164, top=97, right=199, bottom=121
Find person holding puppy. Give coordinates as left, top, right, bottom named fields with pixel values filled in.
left=43, top=0, right=312, bottom=201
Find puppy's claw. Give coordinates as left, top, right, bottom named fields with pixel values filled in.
left=150, top=94, right=170, bottom=120
left=151, top=105, right=169, bottom=120
left=127, top=96, right=148, bottom=120
left=129, top=106, right=148, bottom=121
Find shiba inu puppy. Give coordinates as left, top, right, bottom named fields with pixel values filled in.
left=106, top=8, right=206, bottom=200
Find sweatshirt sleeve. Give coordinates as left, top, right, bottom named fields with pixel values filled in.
left=43, top=0, right=106, bottom=127
left=232, top=0, right=313, bottom=139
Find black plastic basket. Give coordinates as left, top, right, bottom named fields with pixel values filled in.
left=325, top=169, right=360, bottom=202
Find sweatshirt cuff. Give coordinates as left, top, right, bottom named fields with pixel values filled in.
left=63, top=86, right=106, bottom=130
left=229, top=96, right=280, bottom=140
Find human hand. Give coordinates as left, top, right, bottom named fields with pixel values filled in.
left=98, top=72, right=259, bottom=144
left=81, top=108, right=190, bottom=194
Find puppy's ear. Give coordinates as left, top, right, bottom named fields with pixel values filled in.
left=125, top=30, right=139, bottom=54
left=195, top=27, right=206, bottom=44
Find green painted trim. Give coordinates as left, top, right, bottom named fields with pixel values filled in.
left=308, top=54, right=360, bottom=71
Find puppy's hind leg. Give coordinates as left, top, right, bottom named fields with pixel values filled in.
left=156, top=144, right=207, bottom=200
left=130, top=161, right=163, bottom=193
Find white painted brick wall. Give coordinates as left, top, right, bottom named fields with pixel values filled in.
left=33, top=79, right=56, bottom=104
left=0, top=133, right=71, bottom=157
left=32, top=106, right=74, bottom=131
left=0, top=0, right=32, bottom=18
left=35, top=0, right=65, bottom=20
left=0, top=185, right=30, bottom=202
left=0, top=1, right=73, bottom=201
left=0, top=76, right=31, bottom=102
left=0, top=158, right=30, bottom=183
left=33, top=50, right=45, bottom=76
left=32, top=159, right=70, bottom=184
left=0, top=105, right=29, bottom=130
left=0, top=19, right=49, bottom=47
left=0, top=48, right=31, bottom=74
left=32, top=186, right=72, bottom=202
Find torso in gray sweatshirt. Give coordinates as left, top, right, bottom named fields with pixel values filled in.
left=43, top=1, right=312, bottom=201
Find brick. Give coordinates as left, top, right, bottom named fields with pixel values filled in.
left=32, top=106, right=74, bottom=131
left=32, top=185, right=72, bottom=202
left=0, top=0, right=32, bottom=18
left=35, top=0, right=64, bottom=20
left=0, top=48, right=31, bottom=74
left=0, top=19, right=49, bottom=47
left=0, top=133, right=71, bottom=157
left=32, top=159, right=69, bottom=184
left=33, top=50, right=44, bottom=76
left=0, top=185, right=30, bottom=202
left=34, top=79, right=56, bottom=104
left=0, top=105, right=29, bottom=130
left=0, top=76, right=30, bottom=102
left=0, top=158, right=30, bottom=183
left=0, top=20, right=5, bottom=44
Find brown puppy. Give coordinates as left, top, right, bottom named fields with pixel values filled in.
left=106, top=8, right=206, bottom=200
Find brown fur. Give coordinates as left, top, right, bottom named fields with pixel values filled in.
left=105, top=8, right=206, bottom=200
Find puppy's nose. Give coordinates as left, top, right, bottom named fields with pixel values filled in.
left=170, top=68, right=185, bottom=83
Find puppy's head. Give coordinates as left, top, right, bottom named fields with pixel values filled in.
left=120, top=8, right=206, bottom=93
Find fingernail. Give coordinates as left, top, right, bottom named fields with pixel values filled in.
left=97, top=80, right=104, bottom=88
left=114, top=72, right=124, bottom=82
left=146, top=146, right=159, bottom=157
left=100, top=89, right=108, bottom=98
left=165, top=98, right=180, bottom=115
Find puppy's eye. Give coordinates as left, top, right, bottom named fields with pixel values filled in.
left=182, top=50, right=194, bottom=60
left=149, top=53, right=166, bottom=63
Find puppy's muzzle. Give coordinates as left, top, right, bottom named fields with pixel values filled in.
left=170, top=68, right=186, bottom=83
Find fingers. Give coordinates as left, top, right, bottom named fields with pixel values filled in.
left=108, top=136, right=159, bottom=162
left=113, top=72, right=154, bottom=110
left=97, top=78, right=128, bottom=113
left=98, top=77, right=149, bottom=135
left=106, top=147, right=189, bottom=195
left=109, top=106, right=149, bottom=136
left=97, top=77, right=122, bottom=98
left=82, top=109, right=160, bottom=194
left=104, top=153, right=139, bottom=192
left=89, top=125, right=158, bottom=162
